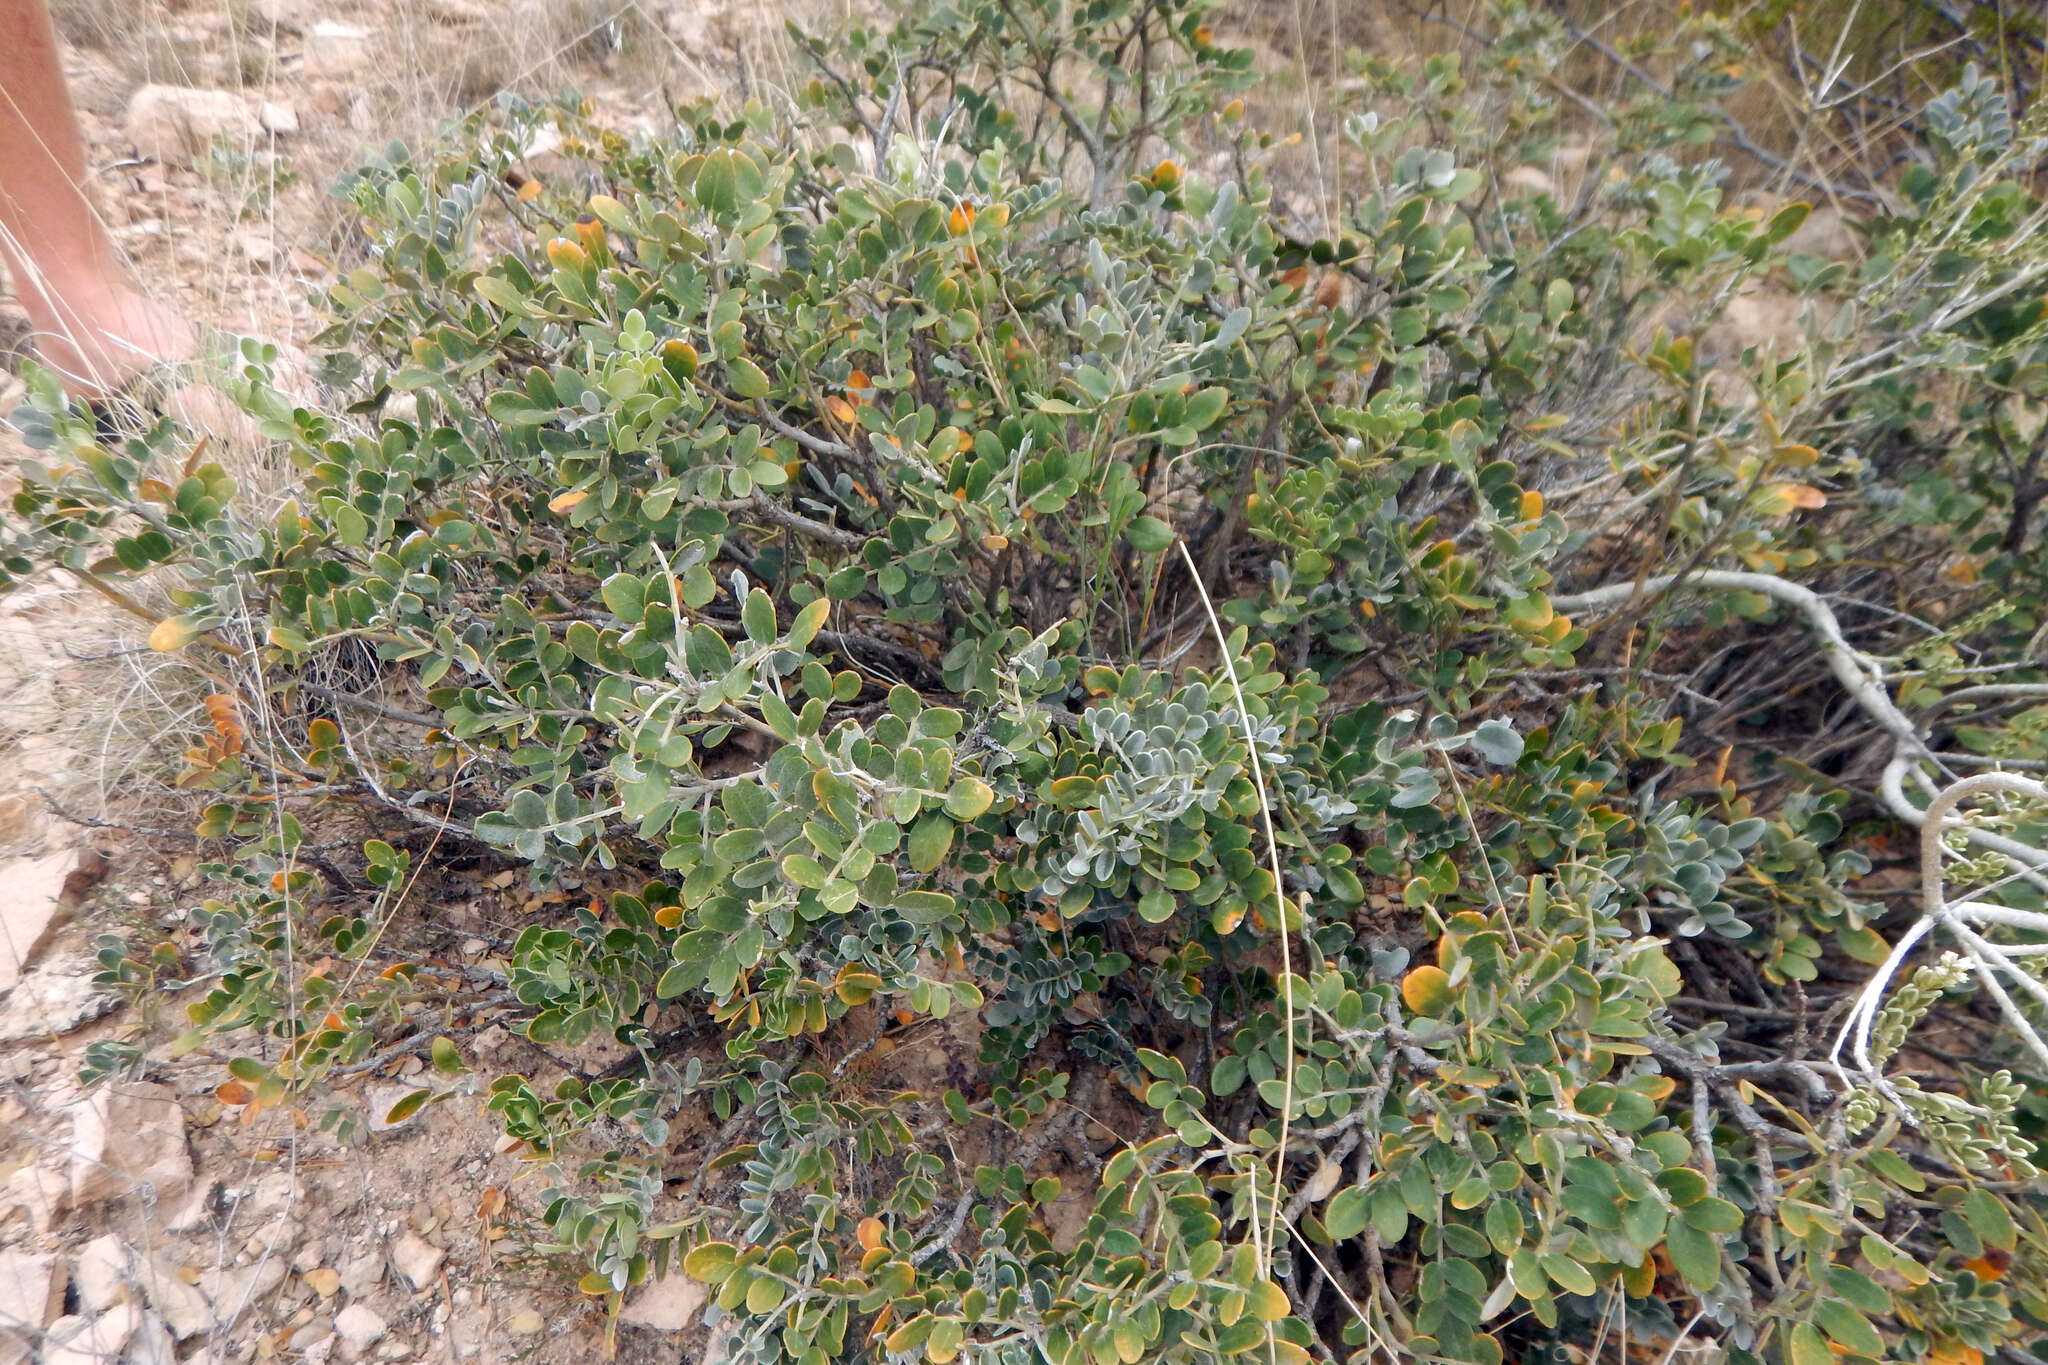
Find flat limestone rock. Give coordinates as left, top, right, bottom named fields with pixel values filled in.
left=0, top=847, right=86, bottom=991
left=0, top=955, right=118, bottom=1043
left=71, top=1081, right=193, bottom=1207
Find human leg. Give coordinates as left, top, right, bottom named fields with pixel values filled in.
left=0, top=0, right=194, bottom=395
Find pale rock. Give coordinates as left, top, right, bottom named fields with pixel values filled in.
left=46, top=1303, right=141, bottom=1365
left=663, top=4, right=710, bottom=46
left=332, top=1304, right=386, bottom=1353
left=504, top=1310, right=544, bottom=1336
left=287, top=1322, right=332, bottom=1351
left=0, top=846, right=85, bottom=990
left=1501, top=165, right=1554, bottom=197
left=138, top=1258, right=210, bottom=1341
left=1782, top=205, right=1860, bottom=262
left=337, top=1249, right=384, bottom=1298
left=417, top=0, right=490, bottom=20
left=199, top=1257, right=287, bottom=1324
left=240, top=1170, right=299, bottom=1220
left=619, top=1273, right=706, bottom=1331
left=702, top=1321, right=741, bottom=1365
left=366, top=1084, right=422, bottom=1135
left=2, top=1163, right=68, bottom=1233
left=258, top=101, right=299, bottom=135
left=515, top=125, right=571, bottom=178
left=71, top=1080, right=193, bottom=1206
left=0, top=954, right=117, bottom=1042
left=249, top=0, right=308, bottom=27
left=1702, top=286, right=1815, bottom=363
left=123, top=86, right=260, bottom=169
left=302, top=23, right=374, bottom=77
left=391, top=1232, right=444, bottom=1291
left=121, top=1313, right=173, bottom=1365
left=0, top=1252, right=67, bottom=1337
left=165, top=1176, right=223, bottom=1233
left=1551, top=139, right=1595, bottom=181
left=75, top=1235, right=136, bottom=1312
left=444, top=1305, right=488, bottom=1359
left=236, top=231, right=278, bottom=268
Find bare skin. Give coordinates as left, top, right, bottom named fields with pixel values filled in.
left=0, top=0, right=197, bottom=396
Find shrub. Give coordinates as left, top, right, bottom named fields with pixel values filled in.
left=10, top=3, right=2048, bottom=1364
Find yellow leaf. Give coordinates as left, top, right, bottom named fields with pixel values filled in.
left=1247, top=1279, right=1290, bottom=1322
left=549, top=489, right=589, bottom=515
left=150, top=616, right=200, bottom=653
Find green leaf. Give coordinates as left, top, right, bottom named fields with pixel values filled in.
left=1537, top=1254, right=1595, bottom=1297
left=1962, top=1187, right=2017, bottom=1251
left=726, top=357, right=770, bottom=399
left=1813, top=1299, right=1884, bottom=1358
left=601, top=573, right=647, bottom=623
left=1664, top=1220, right=1720, bottom=1290
left=742, top=587, right=777, bottom=643
left=1765, top=201, right=1813, bottom=245
left=429, top=1037, right=464, bottom=1075
left=896, top=890, right=957, bottom=924
left=1324, top=1186, right=1370, bottom=1240
left=906, top=814, right=953, bottom=873
left=1789, top=1323, right=1834, bottom=1365
left=1826, top=1266, right=1892, bottom=1316
left=1125, top=516, right=1174, bottom=553
left=787, top=596, right=830, bottom=648
left=782, top=853, right=830, bottom=889
left=1681, top=1196, right=1745, bottom=1234
left=383, top=1089, right=431, bottom=1126
left=683, top=1242, right=738, bottom=1283
left=695, top=148, right=761, bottom=214
left=1470, top=718, right=1523, bottom=765
left=943, top=777, right=994, bottom=821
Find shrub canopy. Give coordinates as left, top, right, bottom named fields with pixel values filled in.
left=11, top=3, right=2048, bottom=1364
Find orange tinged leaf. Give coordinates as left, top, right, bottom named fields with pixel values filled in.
left=1963, top=1250, right=2011, bottom=1282
left=1152, top=158, right=1182, bottom=189
left=856, top=1217, right=884, bottom=1251
left=545, top=237, right=587, bottom=271
left=825, top=396, right=858, bottom=425
left=660, top=339, right=699, bottom=378
left=1519, top=490, right=1544, bottom=521
left=549, top=489, right=589, bottom=515
left=516, top=179, right=543, bottom=202
left=216, top=1081, right=254, bottom=1106
left=1782, top=484, right=1826, bottom=510
left=948, top=202, right=977, bottom=236
left=1401, top=964, right=1453, bottom=1015
left=1277, top=266, right=1310, bottom=292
